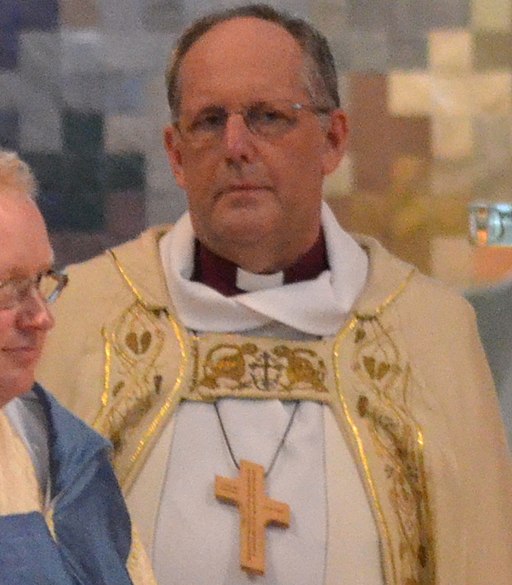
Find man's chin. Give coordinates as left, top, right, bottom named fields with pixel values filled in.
left=215, top=219, right=273, bottom=246
left=0, top=375, right=35, bottom=405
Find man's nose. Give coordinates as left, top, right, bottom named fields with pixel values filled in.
left=16, top=290, right=55, bottom=331
left=223, top=112, right=257, bottom=162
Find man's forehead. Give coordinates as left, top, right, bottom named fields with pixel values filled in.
left=193, top=16, right=298, bottom=48
left=178, top=17, right=306, bottom=105
left=0, top=193, right=53, bottom=274
left=182, top=18, right=302, bottom=72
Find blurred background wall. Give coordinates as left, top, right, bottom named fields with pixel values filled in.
left=1, top=0, right=512, bottom=288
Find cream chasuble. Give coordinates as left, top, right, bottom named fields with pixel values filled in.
left=135, top=203, right=386, bottom=585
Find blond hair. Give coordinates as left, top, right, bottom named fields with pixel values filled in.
left=0, top=150, right=38, bottom=200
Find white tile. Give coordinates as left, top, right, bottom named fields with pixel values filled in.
left=431, top=115, right=474, bottom=160
left=388, top=71, right=432, bottom=116
left=103, top=32, right=175, bottom=73
left=18, top=32, right=62, bottom=94
left=106, top=73, right=148, bottom=114
left=431, top=75, right=473, bottom=116
left=145, top=186, right=187, bottom=226
left=98, top=0, right=143, bottom=31
left=144, top=74, right=171, bottom=122
left=61, top=29, right=106, bottom=73
left=473, top=115, right=512, bottom=198
left=105, top=114, right=153, bottom=153
left=145, top=149, right=174, bottom=193
left=19, top=100, right=62, bottom=152
left=142, top=0, right=184, bottom=31
left=0, top=72, right=26, bottom=109
left=348, top=30, right=390, bottom=72
left=472, top=72, right=512, bottom=115
left=61, top=72, right=107, bottom=111
left=429, top=29, right=473, bottom=73
left=430, top=159, right=476, bottom=195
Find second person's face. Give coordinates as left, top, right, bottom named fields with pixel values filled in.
left=0, top=193, right=54, bottom=407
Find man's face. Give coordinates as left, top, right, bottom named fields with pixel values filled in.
left=0, top=192, right=54, bottom=407
left=164, top=17, right=346, bottom=268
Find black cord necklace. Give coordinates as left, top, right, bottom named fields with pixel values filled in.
left=213, top=400, right=301, bottom=477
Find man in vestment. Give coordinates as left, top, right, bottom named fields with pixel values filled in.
left=38, top=5, right=512, bottom=585
left=0, top=150, right=156, bottom=585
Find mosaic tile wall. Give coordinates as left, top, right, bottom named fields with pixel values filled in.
left=1, top=0, right=511, bottom=286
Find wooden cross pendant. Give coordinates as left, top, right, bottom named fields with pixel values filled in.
left=215, top=459, right=290, bottom=576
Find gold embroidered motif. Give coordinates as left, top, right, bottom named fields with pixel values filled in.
left=274, top=346, right=327, bottom=392
left=96, top=301, right=166, bottom=457
left=332, top=267, right=435, bottom=585
left=201, top=343, right=258, bottom=389
left=351, top=314, right=434, bottom=585
left=189, top=340, right=329, bottom=401
left=126, top=330, right=152, bottom=355
left=94, top=250, right=190, bottom=491
left=333, top=317, right=399, bottom=583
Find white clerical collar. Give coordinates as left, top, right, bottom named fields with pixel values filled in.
left=236, top=268, right=284, bottom=291
left=160, top=201, right=368, bottom=336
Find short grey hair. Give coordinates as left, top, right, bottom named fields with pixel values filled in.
left=166, top=3, right=340, bottom=120
left=0, top=150, right=38, bottom=201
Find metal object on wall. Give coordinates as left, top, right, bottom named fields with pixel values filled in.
left=469, top=203, right=512, bottom=247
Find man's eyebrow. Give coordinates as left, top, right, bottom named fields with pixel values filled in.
left=0, top=267, right=23, bottom=281
left=1, top=261, right=56, bottom=282
left=191, top=104, right=225, bottom=114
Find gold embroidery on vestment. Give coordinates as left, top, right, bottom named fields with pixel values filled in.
left=93, top=251, right=190, bottom=490
left=350, top=312, right=434, bottom=585
left=95, top=301, right=165, bottom=455
left=126, top=309, right=189, bottom=481
left=332, top=268, right=435, bottom=585
left=333, top=316, right=399, bottom=585
left=92, top=253, right=435, bottom=581
left=186, top=340, right=329, bottom=401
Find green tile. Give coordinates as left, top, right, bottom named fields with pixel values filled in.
left=62, top=154, right=105, bottom=230
left=23, top=152, right=105, bottom=232
left=62, top=190, right=105, bottom=231
left=105, top=153, right=145, bottom=191
left=21, top=151, right=65, bottom=193
left=63, top=153, right=104, bottom=195
left=0, top=109, right=19, bottom=149
left=62, top=109, right=104, bottom=153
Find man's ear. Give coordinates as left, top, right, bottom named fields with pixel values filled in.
left=163, top=125, right=186, bottom=189
left=321, top=109, right=348, bottom=176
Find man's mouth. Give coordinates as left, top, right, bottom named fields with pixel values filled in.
left=3, top=346, right=41, bottom=364
left=217, top=184, right=271, bottom=196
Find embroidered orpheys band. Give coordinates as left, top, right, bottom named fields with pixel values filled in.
left=186, top=338, right=332, bottom=402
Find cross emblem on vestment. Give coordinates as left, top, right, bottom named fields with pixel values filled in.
left=249, top=351, right=284, bottom=391
left=215, top=459, right=290, bottom=575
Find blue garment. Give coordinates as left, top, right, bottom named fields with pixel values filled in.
left=0, top=383, right=133, bottom=585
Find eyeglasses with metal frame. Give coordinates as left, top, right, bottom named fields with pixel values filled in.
left=175, top=99, right=332, bottom=148
left=0, top=270, right=69, bottom=311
